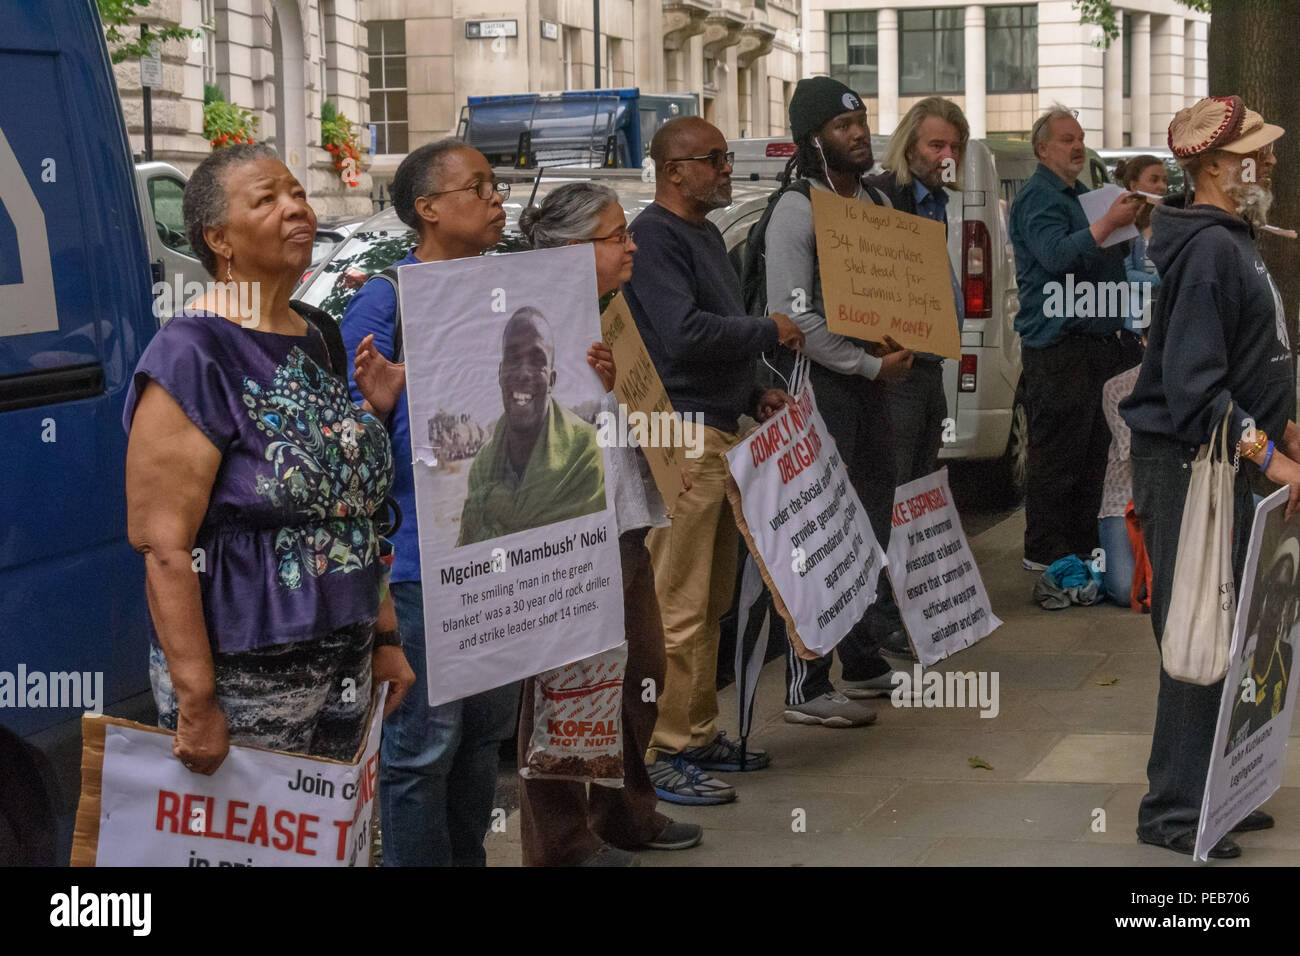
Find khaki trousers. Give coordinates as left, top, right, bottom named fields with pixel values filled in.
left=646, top=423, right=740, bottom=758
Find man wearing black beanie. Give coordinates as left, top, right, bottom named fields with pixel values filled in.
left=764, top=77, right=914, bottom=726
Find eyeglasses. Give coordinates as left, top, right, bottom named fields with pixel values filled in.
left=668, top=150, right=735, bottom=171
left=425, top=180, right=511, bottom=201
left=587, top=229, right=633, bottom=246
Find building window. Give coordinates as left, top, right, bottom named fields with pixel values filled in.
left=367, top=20, right=407, bottom=154
left=1122, top=12, right=1132, bottom=98
left=563, top=26, right=582, bottom=90
left=900, top=8, right=964, bottom=95
left=986, top=5, right=1036, bottom=93
left=200, top=0, right=216, bottom=88
left=827, top=11, right=878, bottom=96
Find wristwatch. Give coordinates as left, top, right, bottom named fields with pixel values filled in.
left=373, top=628, right=402, bottom=648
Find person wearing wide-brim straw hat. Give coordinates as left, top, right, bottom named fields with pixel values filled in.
left=1120, top=94, right=1298, bottom=859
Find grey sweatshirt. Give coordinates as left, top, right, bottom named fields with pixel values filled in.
left=764, top=178, right=892, bottom=380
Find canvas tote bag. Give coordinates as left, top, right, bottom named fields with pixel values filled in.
left=1162, top=405, right=1238, bottom=685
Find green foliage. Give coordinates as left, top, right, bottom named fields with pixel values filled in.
left=203, top=91, right=258, bottom=148
left=97, top=0, right=199, bottom=64
left=321, top=102, right=363, bottom=185
left=203, top=83, right=224, bottom=106
left=1074, top=0, right=1210, bottom=47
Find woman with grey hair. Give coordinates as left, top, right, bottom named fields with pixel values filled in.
left=124, top=144, right=413, bottom=776
left=511, top=181, right=702, bottom=865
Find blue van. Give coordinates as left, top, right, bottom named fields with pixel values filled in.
left=0, top=0, right=156, bottom=864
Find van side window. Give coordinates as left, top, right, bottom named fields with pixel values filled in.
left=148, top=176, right=191, bottom=254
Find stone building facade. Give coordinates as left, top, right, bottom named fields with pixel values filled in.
left=111, top=0, right=373, bottom=218
left=800, top=0, right=1209, bottom=146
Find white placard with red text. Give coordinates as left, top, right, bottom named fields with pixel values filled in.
left=91, top=690, right=385, bottom=867
left=725, top=384, right=885, bottom=656
left=887, top=468, right=1001, bottom=664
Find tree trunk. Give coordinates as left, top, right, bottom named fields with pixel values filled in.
left=1208, top=0, right=1300, bottom=371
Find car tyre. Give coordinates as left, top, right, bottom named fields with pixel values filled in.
left=993, top=383, right=1028, bottom=506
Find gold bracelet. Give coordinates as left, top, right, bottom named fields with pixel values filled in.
left=1241, top=430, right=1269, bottom=459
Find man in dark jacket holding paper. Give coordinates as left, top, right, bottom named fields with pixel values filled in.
left=1010, top=105, right=1141, bottom=571
left=1120, top=95, right=1299, bottom=859
left=623, top=116, right=803, bottom=805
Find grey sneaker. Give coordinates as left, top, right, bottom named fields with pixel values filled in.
left=578, top=843, right=639, bottom=866
left=640, top=820, right=704, bottom=851
left=647, top=754, right=737, bottom=806
left=681, top=731, right=770, bottom=771
left=784, top=692, right=878, bottom=727
left=841, top=671, right=907, bottom=699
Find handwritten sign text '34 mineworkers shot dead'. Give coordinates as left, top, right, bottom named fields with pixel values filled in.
left=811, top=188, right=960, bottom=359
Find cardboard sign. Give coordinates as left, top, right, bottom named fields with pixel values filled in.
left=600, top=292, right=684, bottom=514
left=725, top=383, right=885, bottom=658
left=1196, top=487, right=1300, bottom=860
left=399, top=244, right=624, bottom=706
left=886, top=468, right=1002, bottom=664
left=71, top=689, right=386, bottom=867
left=812, top=188, right=961, bottom=359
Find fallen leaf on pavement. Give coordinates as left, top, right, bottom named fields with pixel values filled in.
left=1096, top=676, right=1119, bottom=686
left=968, top=757, right=994, bottom=771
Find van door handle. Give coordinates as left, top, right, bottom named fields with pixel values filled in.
left=150, top=259, right=164, bottom=284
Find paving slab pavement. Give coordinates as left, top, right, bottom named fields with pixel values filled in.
left=486, top=508, right=1300, bottom=866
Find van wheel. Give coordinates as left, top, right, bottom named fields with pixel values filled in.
left=0, top=730, right=58, bottom=865
left=994, top=385, right=1029, bottom=506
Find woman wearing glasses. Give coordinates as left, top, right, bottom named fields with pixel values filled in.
left=340, top=141, right=524, bottom=867
left=510, top=182, right=703, bottom=866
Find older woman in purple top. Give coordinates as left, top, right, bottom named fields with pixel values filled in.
left=124, top=144, right=413, bottom=775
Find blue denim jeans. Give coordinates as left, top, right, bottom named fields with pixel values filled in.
left=381, top=580, right=520, bottom=866
left=1098, top=515, right=1136, bottom=606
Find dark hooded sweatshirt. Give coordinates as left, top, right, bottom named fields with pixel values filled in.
left=1120, top=201, right=1293, bottom=445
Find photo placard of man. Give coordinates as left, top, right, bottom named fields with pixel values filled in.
left=1009, top=105, right=1142, bottom=572
left=458, top=307, right=605, bottom=545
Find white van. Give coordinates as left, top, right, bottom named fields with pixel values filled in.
left=717, top=134, right=1112, bottom=503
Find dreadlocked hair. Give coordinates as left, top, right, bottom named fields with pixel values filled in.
left=778, top=138, right=827, bottom=189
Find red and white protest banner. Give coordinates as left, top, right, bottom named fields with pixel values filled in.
left=887, top=468, right=1001, bottom=664
left=71, top=689, right=385, bottom=867
left=725, top=383, right=885, bottom=658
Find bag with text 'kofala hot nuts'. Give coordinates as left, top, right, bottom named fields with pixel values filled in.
left=520, top=643, right=626, bottom=788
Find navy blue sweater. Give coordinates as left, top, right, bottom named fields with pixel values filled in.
left=1120, top=202, right=1293, bottom=445
left=622, top=202, right=777, bottom=432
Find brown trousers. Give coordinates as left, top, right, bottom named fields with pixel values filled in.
left=518, top=528, right=670, bottom=866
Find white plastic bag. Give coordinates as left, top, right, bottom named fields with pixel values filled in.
left=1163, top=406, right=1238, bottom=685
left=519, top=643, right=627, bottom=788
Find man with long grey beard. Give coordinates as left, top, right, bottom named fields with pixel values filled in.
left=1122, top=94, right=1296, bottom=859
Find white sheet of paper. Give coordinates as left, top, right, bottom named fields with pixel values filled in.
left=1077, top=183, right=1138, bottom=248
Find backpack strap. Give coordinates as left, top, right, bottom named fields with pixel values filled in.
left=363, top=266, right=404, bottom=362
left=290, top=300, right=348, bottom=381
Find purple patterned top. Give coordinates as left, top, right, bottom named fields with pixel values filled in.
left=124, top=312, right=394, bottom=653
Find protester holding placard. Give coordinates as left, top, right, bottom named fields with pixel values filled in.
left=123, top=144, right=413, bottom=776
left=1009, top=106, right=1142, bottom=573
left=623, top=117, right=802, bottom=804
left=762, top=78, right=913, bottom=725
left=511, top=182, right=702, bottom=864
left=342, top=141, right=522, bottom=867
left=868, top=97, right=969, bottom=485
left=1118, top=95, right=1297, bottom=859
